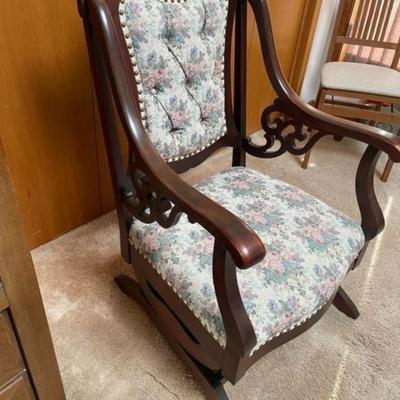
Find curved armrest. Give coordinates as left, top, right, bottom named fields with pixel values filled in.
left=249, top=0, right=400, bottom=162
left=88, top=0, right=266, bottom=270
left=129, top=138, right=266, bottom=270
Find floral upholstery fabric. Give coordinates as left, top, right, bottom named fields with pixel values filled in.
left=130, top=167, right=365, bottom=353
left=120, top=0, right=228, bottom=161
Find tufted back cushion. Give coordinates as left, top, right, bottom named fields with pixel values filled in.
left=119, top=0, right=229, bottom=162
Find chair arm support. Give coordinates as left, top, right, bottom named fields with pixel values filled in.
left=248, top=0, right=400, bottom=162
left=127, top=162, right=261, bottom=376
left=123, top=139, right=266, bottom=270
left=128, top=145, right=261, bottom=365
left=247, top=0, right=390, bottom=243
left=356, top=145, right=384, bottom=241
left=213, top=241, right=257, bottom=380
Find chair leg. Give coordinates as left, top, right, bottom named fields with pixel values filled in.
left=115, top=274, right=229, bottom=400
left=381, top=159, right=394, bottom=183
left=302, top=150, right=312, bottom=169
left=333, top=286, right=360, bottom=320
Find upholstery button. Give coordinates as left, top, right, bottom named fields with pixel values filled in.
left=152, top=84, right=161, bottom=94
left=164, top=30, right=174, bottom=42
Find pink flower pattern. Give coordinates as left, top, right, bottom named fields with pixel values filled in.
left=130, top=167, right=365, bottom=351
left=121, top=0, right=227, bottom=160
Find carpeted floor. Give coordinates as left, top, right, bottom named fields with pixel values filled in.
left=32, top=136, right=400, bottom=400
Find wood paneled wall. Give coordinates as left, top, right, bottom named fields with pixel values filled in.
left=247, top=0, right=322, bottom=132
left=0, top=0, right=99, bottom=248
left=0, top=0, right=321, bottom=248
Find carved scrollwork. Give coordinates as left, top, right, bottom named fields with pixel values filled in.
left=243, top=98, right=331, bottom=158
left=122, top=166, right=183, bottom=228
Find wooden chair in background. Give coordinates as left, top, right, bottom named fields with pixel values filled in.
left=302, top=0, right=400, bottom=182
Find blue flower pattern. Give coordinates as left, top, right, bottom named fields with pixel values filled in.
left=130, top=167, right=365, bottom=352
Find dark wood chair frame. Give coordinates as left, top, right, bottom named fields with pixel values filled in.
left=78, top=0, right=400, bottom=398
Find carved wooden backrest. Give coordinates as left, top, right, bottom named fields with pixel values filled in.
left=118, top=0, right=231, bottom=162
left=329, top=0, right=400, bottom=68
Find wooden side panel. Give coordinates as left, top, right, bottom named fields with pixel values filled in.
left=0, top=313, right=24, bottom=387
left=0, top=285, right=9, bottom=313
left=0, top=142, right=65, bottom=399
left=0, top=0, right=100, bottom=248
left=0, top=373, right=35, bottom=400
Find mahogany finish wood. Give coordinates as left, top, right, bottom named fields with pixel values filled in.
left=115, top=274, right=229, bottom=400
left=333, top=287, right=360, bottom=320
left=80, top=0, right=400, bottom=398
left=355, top=145, right=385, bottom=241
left=232, top=0, right=248, bottom=167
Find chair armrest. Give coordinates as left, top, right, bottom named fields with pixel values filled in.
left=125, top=136, right=266, bottom=270
left=249, top=0, right=400, bottom=162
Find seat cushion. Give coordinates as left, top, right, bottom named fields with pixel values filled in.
left=130, top=167, right=365, bottom=353
left=322, top=62, right=400, bottom=98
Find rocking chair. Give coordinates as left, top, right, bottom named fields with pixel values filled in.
left=78, top=0, right=400, bottom=398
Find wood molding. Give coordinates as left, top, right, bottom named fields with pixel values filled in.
left=0, top=285, right=8, bottom=313
left=327, top=0, right=356, bottom=61
left=289, top=0, right=324, bottom=93
left=0, top=140, right=65, bottom=399
left=247, top=0, right=323, bottom=133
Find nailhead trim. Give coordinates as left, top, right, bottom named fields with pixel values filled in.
left=250, top=302, right=325, bottom=356
left=119, top=0, right=229, bottom=162
left=131, top=238, right=224, bottom=345
left=130, top=236, right=329, bottom=353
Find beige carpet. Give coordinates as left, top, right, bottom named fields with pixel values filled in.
left=32, top=136, right=400, bottom=400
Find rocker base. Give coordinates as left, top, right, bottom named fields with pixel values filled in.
left=333, top=286, right=360, bottom=320
left=115, top=274, right=229, bottom=400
